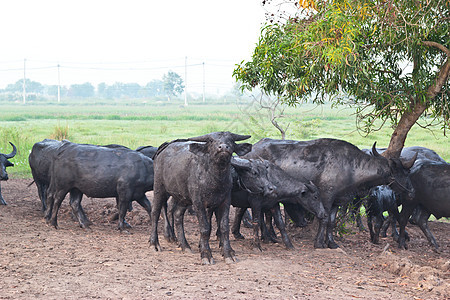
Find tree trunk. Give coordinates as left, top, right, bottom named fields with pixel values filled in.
left=383, top=57, right=450, bottom=159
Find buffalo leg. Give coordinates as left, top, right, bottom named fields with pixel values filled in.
left=231, top=207, right=247, bottom=240
left=69, top=189, right=92, bottom=228
left=242, top=209, right=253, bottom=228
left=249, top=203, right=263, bottom=251
left=0, top=183, right=6, bottom=205
left=261, top=210, right=278, bottom=243
left=36, top=182, right=48, bottom=211
left=325, top=205, right=339, bottom=249
left=193, top=201, right=214, bottom=264
left=396, top=203, right=416, bottom=249
left=174, top=204, right=191, bottom=252
left=314, top=217, right=329, bottom=249
left=48, top=189, right=69, bottom=228
left=149, top=187, right=169, bottom=252
left=271, top=205, right=294, bottom=249
left=216, top=198, right=236, bottom=263
left=414, top=206, right=440, bottom=251
left=162, top=200, right=176, bottom=243
left=136, top=195, right=152, bottom=222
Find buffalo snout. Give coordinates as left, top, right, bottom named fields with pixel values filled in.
left=264, top=184, right=277, bottom=197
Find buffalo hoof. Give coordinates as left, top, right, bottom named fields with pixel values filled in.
left=201, top=254, right=215, bottom=265
left=149, top=239, right=162, bottom=252
left=225, top=256, right=238, bottom=264
left=0, top=198, right=7, bottom=205
left=261, top=235, right=278, bottom=244
left=49, top=220, right=58, bottom=229
left=397, top=241, right=408, bottom=250
left=328, top=241, right=339, bottom=249
left=432, top=247, right=441, bottom=254
left=165, top=235, right=177, bottom=244
left=233, top=233, right=245, bottom=240
left=314, top=240, right=327, bottom=249
left=251, top=242, right=263, bottom=252
left=79, top=223, right=91, bottom=230
left=284, top=240, right=295, bottom=250
left=123, top=221, right=132, bottom=229
left=181, top=247, right=193, bottom=254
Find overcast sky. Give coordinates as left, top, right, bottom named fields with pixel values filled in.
left=0, top=1, right=267, bottom=94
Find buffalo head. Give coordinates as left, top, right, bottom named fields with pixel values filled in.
left=188, top=131, right=252, bottom=165
left=231, top=157, right=276, bottom=197
left=0, top=142, right=17, bottom=181
left=372, top=142, right=416, bottom=200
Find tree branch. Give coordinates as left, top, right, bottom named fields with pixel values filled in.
left=421, top=41, right=450, bottom=57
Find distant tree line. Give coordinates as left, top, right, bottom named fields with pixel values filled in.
left=0, top=71, right=184, bottom=101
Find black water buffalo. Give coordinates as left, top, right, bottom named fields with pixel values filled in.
left=361, top=146, right=446, bottom=247
left=231, top=159, right=325, bottom=251
left=164, top=157, right=276, bottom=248
left=29, top=139, right=68, bottom=212
left=149, top=132, right=252, bottom=264
left=0, top=142, right=17, bottom=205
left=397, top=159, right=450, bottom=251
left=44, top=141, right=154, bottom=230
left=247, top=138, right=416, bottom=249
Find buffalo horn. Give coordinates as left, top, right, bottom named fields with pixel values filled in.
left=4, top=142, right=17, bottom=159
left=402, top=152, right=418, bottom=169
left=188, top=133, right=212, bottom=142
left=371, top=142, right=381, bottom=157
left=230, top=133, right=251, bottom=141
left=230, top=157, right=252, bottom=170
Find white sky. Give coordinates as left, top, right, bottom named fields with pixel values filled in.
left=0, top=0, right=267, bottom=94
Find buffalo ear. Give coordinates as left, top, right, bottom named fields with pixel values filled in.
left=5, top=160, right=14, bottom=167
left=234, top=143, right=252, bottom=156
left=189, top=142, right=208, bottom=156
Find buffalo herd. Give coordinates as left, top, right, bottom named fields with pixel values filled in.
left=1, top=131, right=449, bottom=264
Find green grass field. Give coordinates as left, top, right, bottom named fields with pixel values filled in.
left=0, top=98, right=448, bottom=178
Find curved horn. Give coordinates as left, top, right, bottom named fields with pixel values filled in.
left=402, top=152, right=418, bottom=169
left=371, top=142, right=381, bottom=157
left=188, top=133, right=212, bottom=142
left=230, top=157, right=252, bottom=170
left=230, top=133, right=251, bottom=141
left=4, top=142, right=17, bottom=159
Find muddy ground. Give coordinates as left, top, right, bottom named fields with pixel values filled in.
left=0, top=179, right=449, bottom=299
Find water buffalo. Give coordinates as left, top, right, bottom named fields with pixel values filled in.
left=149, top=131, right=252, bottom=264
left=397, top=159, right=450, bottom=251
left=44, top=141, right=154, bottom=230
left=247, top=138, right=416, bottom=249
left=29, top=139, right=68, bottom=212
left=0, top=142, right=17, bottom=205
left=360, top=146, right=446, bottom=247
left=164, top=157, right=276, bottom=248
left=231, top=159, right=325, bottom=251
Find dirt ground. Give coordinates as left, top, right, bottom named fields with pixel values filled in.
left=1, top=179, right=449, bottom=300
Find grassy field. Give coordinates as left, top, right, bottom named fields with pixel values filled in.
left=0, top=98, right=448, bottom=178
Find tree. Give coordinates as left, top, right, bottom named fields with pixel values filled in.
left=145, top=79, right=164, bottom=97
left=6, top=79, right=44, bottom=94
left=234, top=0, right=449, bottom=158
left=68, top=82, right=95, bottom=98
left=163, top=71, right=184, bottom=101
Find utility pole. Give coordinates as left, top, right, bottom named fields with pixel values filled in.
left=184, top=56, right=188, bottom=106
left=202, top=62, right=205, bottom=103
left=57, top=64, right=61, bottom=103
left=22, top=58, right=26, bottom=104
